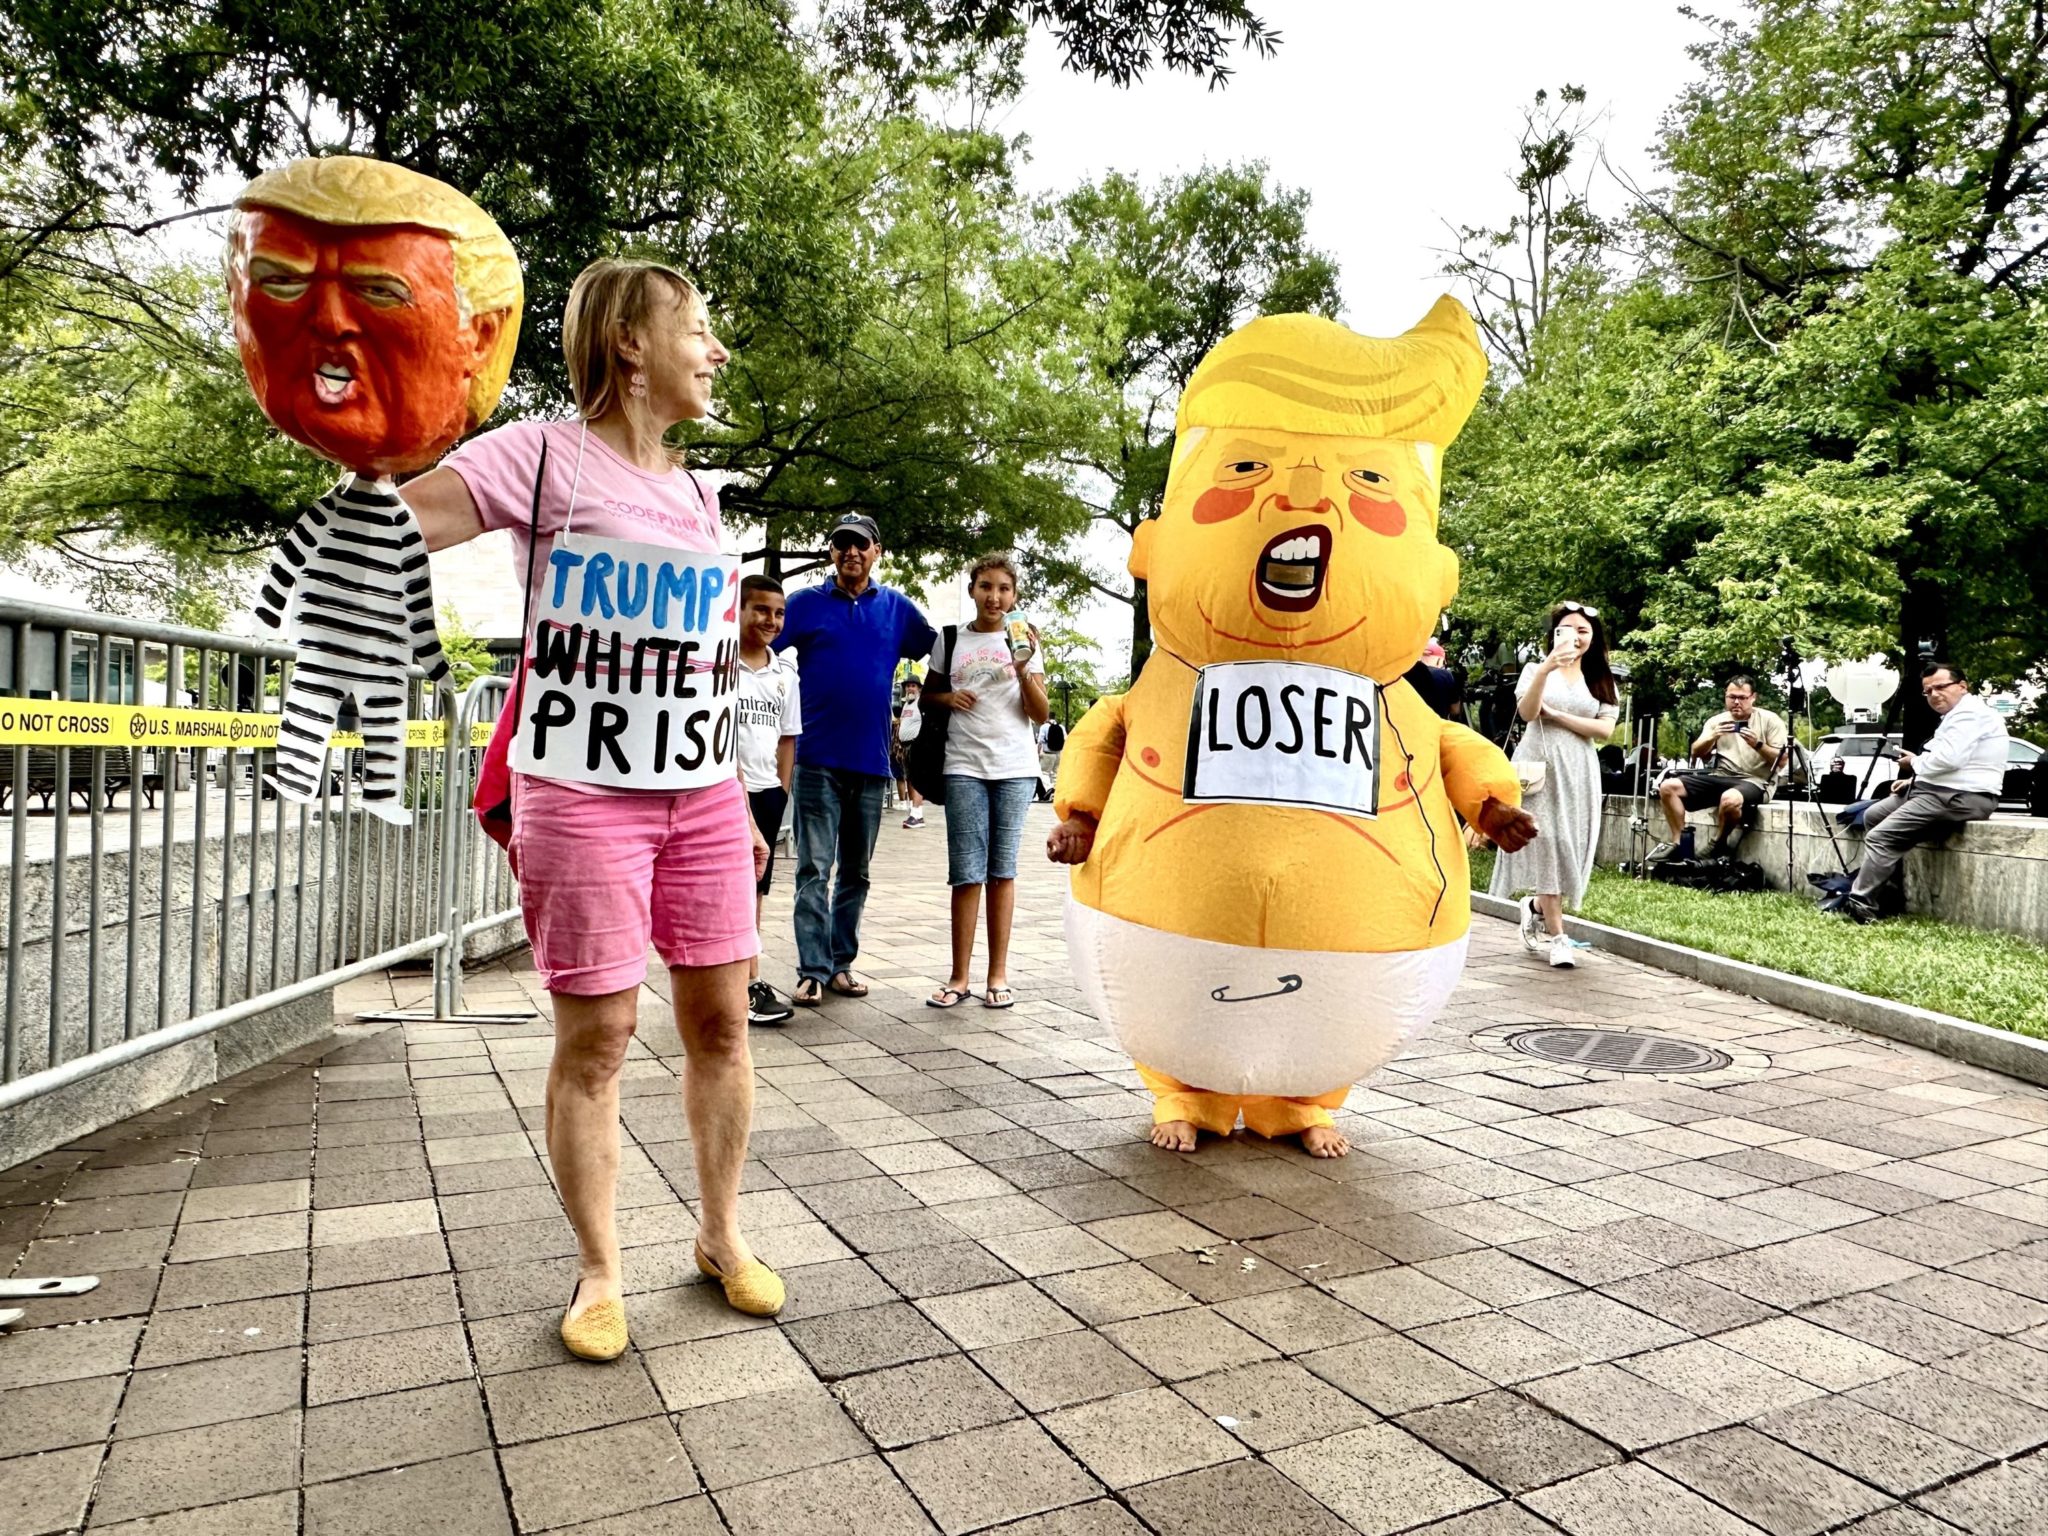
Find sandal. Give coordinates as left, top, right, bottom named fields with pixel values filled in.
left=826, top=971, right=869, bottom=998
left=791, top=978, right=824, bottom=1008
left=926, top=986, right=972, bottom=1009
left=983, top=986, right=1014, bottom=1010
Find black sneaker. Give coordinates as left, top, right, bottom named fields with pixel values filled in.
left=747, top=981, right=794, bottom=1026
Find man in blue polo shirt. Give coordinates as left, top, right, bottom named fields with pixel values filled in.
left=774, top=513, right=936, bottom=1006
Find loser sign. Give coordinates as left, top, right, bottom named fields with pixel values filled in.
left=512, top=532, right=741, bottom=791
left=1183, top=660, right=1381, bottom=818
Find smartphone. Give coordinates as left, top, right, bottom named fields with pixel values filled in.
left=1552, top=626, right=1578, bottom=654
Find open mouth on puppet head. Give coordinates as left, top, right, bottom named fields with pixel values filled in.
left=1256, top=525, right=1330, bottom=613
left=312, top=362, right=357, bottom=406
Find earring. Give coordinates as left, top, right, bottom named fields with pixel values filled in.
left=630, top=371, right=648, bottom=399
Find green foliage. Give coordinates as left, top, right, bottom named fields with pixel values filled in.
left=436, top=606, right=500, bottom=690
left=1049, top=163, right=1341, bottom=676
left=1465, top=849, right=2048, bottom=1037
left=1443, top=1, right=2048, bottom=727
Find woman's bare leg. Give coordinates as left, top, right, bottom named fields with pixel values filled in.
left=547, top=988, right=638, bottom=1319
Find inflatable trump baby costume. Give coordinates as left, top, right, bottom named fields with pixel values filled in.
left=227, top=157, right=522, bottom=824
left=1050, top=299, right=1536, bottom=1150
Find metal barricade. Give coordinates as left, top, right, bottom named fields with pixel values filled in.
left=0, top=599, right=526, bottom=1121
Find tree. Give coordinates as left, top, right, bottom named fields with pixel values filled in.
left=1052, top=163, right=1340, bottom=677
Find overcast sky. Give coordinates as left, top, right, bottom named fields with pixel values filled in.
left=958, top=0, right=1711, bottom=665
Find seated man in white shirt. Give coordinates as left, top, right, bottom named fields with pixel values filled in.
left=1831, top=660, right=2006, bottom=923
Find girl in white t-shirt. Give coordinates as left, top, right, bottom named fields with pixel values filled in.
left=920, top=554, right=1049, bottom=1009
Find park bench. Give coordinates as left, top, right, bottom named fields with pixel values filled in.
left=2, top=746, right=158, bottom=813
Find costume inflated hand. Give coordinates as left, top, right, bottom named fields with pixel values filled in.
left=227, top=157, right=522, bottom=824
left=1056, top=300, right=1525, bottom=1098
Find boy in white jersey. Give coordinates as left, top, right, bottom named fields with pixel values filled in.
left=737, top=574, right=802, bottom=1024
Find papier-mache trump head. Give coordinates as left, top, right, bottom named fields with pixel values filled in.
left=225, top=156, right=523, bottom=478
left=1135, top=299, right=1488, bottom=684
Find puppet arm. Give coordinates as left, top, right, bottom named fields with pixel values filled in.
left=1053, top=693, right=1127, bottom=824
left=1439, top=719, right=1521, bottom=824
left=252, top=505, right=330, bottom=631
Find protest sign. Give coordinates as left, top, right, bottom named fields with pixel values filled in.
left=511, top=532, right=741, bottom=789
left=1183, top=660, right=1381, bottom=817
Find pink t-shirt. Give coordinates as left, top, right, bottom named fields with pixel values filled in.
left=441, top=419, right=723, bottom=618
left=438, top=418, right=727, bottom=798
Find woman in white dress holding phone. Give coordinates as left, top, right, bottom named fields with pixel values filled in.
left=1487, top=602, right=1620, bottom=968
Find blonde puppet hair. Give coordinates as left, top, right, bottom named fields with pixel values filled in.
left=1174, top=298, right=1487, bottom=497
left=231, top=156, right=524, bottom=428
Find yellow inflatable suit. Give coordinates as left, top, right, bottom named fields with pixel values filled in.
left=1051, top=300, right=1534, bottom=1152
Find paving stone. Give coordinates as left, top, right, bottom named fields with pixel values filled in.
left=644, top=1326, right=815, bottom=1410
left=89, top=1490, right=298, bottom=1536
left=1524, top=1460, right=1773, bottom=1536
left=715, top=1455, right=938, bottom=1535
left=1417, top=1248, right=1580, bottom=1307
left=1714, top=1314, right=1914, bottom=1391
left=165, top=1210, right=306, bottom=1264
left=1411, top=1311, right=1589, bottom=1384
left=1645, top=1424, right=1892, bottom=1535
left=834, top=1353, right=1024, bottom=1447
left=153, top=1251, right=309, bottom=1311
left=1140, top=1244, right=1304, bottom=1303
left=1624, top=1338, right=1827, bottom=1421
left=91, top=1410, right=300, bottom=1525
left=1245, top=1223, right=1393, bottom=1279
left=306, top=1319, right=471, bottom=1404
left=1177, top=1358, right=1375, bottom=1452
left=1599, top=1268, right=1779, bottom=1335
left=301, top=1380, right=493, bottom=1484
left=1041, top=1386, right=1244, bottom=1489
left=0, top=1374, right=125, bottom=1458
left=1212, top=1286, right=1381, bottom=1353
left=868, top=1240, right=1021, bottom=1298
left=481, top=1357, right=667, bottom=1443
left=672, top=1379, right=871, bottom=1489
left=1523, top=1362, right=1725, bottom=1451
left=915, top=1279, right=1083, bottom=1351
left=310, top=1231, right=450, bottom=1290
left=1268, top=1422, right=1499, bottom=1535
left=1935, top=1337, right=2048, bottom=1410
left=302, top=1448, right=511, bottom=1536
left=500, top=1417, right=700, bottom=1531
left=1122, top=1459, right=1353, bottom=1536
left=1507, top=1288, right=1688, bottom=1361
left=984, top=1501, right=1148, bottom=1535
left=783, top=1299, right=956, bottom=1376
left=973, top=1328, right=1159, bottom=1412
left=1752, top=1394, right=1988, bottom=1497
left=774, top=1256, right=902, bottom=1321
left=888, top=1419, right=1102, bottom=1535
left=305, top=1271, right=461, bottom=1343
left=1796, top=1292, right=1995, bottom=1364
left=1101, top=1305, right=1277, bottom=1381
left=1401, top=1389, right=1622, bottom=1493
left=1881, top=1271, right=2048, bottom=1334
left=1325, top=1263, right=1488, bottom=1329
left=179, top=1181, right=308, bottom=1224
left=543, top=1498, right=728, bottom=1536
left=1914, top=1454, right=2048, bottom=1536
left=1849, top=1363, right=2048, bottom=1457
left=116, top=1346, right=302, bottom=1437
left=1, top=1442, right=101, bottom=1535
left=135, top=1294, right=301, bottom=1368
left=1037, top=1261, right=1201, bottom=1325
left=980, top=1223, right=1122, bottom=1276
left=1299, top=1334, right=1489, bottom=1417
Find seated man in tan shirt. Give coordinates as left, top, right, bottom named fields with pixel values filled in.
left=1655, top=675, right=1789, bottom=859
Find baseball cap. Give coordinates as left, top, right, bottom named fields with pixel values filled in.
left=830, top=513, right=881, bottom=545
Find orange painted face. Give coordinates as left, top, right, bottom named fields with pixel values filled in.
left=227, top=208, right=500, bottom=476
left=1136, top=425, right=1459, bottom=682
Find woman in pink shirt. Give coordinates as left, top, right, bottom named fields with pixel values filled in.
left=403, top=259, right=783, bottom=1359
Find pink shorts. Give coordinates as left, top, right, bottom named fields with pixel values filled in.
left=510, top=774, right=758, bottom=995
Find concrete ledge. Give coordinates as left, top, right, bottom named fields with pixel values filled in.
left=1472, top=891, right=2048, bottom=1088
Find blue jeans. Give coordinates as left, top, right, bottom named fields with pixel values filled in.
left=944, top=775, right=1036, bottom=886
left=792, top=763, right=887, bottom=982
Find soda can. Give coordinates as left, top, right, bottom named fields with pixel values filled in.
left=1006, top=617, right=1033, bottom=662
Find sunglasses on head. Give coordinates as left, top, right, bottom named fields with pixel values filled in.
left=1558, top=601, right=1600, bottom=618
left=830, top=534, right=873, bottom=552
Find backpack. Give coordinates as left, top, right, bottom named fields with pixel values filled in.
left=904, top=625, right=957, bottom=806
left=1650, top=856, right=1768, bottom=894
left=1045, top=720, right=1066, bottom=753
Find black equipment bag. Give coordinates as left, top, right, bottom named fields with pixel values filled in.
left=1650, top=856, right=1768, bottom=894
left=904, top=625, right=957, bottom=806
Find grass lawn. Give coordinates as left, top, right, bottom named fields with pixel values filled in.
left=1468, top=848, right=2048, bottom=1038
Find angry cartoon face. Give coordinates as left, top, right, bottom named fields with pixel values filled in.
left=1133, top=302, right=1487, bottom=685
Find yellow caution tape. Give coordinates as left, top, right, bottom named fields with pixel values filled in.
left=0, top=702, right=495, bottom=750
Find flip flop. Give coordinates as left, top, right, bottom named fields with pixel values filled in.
left=983, top=986, right=1014, bottom=1009
left=827, top=972, right=869, bottom=998
left=791, top=978, right=824, bottom=1007
left=926, top=987, right=972, bottom=1009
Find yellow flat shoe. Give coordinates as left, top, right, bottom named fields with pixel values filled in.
left=560, top=1281, right=629, bottom=1361
left=695, top=1242, right=786, bottom=1317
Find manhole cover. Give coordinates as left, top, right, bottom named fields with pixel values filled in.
left=1509, top=1028, right=1731, bottom=1075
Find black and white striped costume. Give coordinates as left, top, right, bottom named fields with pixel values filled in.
left=254, top=475, right=447, bottom=825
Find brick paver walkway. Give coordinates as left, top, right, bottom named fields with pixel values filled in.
left=7, top=803, right=2048, bottom=1534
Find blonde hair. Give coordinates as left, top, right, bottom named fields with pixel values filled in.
left=1177, top=297, right=1487, bottom=448
left=562, top=258, right=704, bottom=422
left=231, top=156, right=523, bottom=428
